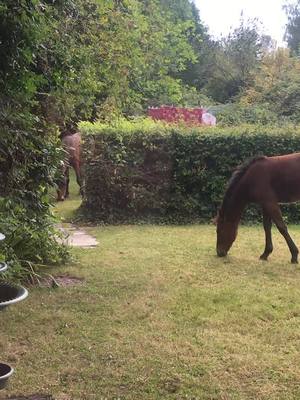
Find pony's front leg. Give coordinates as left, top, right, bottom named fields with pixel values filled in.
left=260, top=209, right=273, bottom=261
left=265, top=203, right=299, bottom=264
left=65, top=167, right=70, bottom=198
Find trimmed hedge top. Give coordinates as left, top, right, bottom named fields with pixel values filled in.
left=80, top=119, right=300, bottom=138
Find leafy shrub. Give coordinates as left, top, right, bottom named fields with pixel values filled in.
left=210, top=103, right=278, bottom=126
left=80, top=120, right=300, bottom=224
left=0, top=125, right=69, bottom=281
left=0, top=199, right=68, bottom=282
left=0, top=1, right=71, bottom=281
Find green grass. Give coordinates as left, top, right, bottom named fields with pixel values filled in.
left=2, top=176, right=300, bottom=399
left=51, top=170, right=82, bottom=223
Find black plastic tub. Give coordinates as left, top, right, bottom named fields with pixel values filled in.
left=0, top=282, right=28, bottom=310
left=0, top=363, right=13, bottom=389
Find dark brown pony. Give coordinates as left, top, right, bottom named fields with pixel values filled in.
left=57, top=132, right=82, bottom=201
left=216, top=153, right=300, bottom=263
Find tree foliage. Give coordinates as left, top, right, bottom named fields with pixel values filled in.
left=284, top=0, right=300, bottom=56
left=240, top=48, right=300, bottom=121
left=202, top=17, right=272, bottom=103
left=32, top=0, right=208, bottom=123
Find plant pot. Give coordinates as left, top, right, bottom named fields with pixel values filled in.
left=0, top=363, right=13, bottom=389
left=0, top=282, right=28, bottom=310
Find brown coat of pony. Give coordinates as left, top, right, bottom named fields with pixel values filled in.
left=57, top=132, right=82, bottom=201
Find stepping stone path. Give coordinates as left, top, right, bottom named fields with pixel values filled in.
left=57, top=224, right=98, bottom=248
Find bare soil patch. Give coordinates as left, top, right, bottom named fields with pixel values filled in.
left=39, top=274, right=84, bottom=288
left=6, top=395, right=53, bottom=400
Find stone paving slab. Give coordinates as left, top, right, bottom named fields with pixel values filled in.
left=57, top=224, right=98, bottom=248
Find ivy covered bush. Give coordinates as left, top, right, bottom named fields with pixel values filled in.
left=80, top=120, right=300, bottom=224
left=0, top=1, right=70, bottom=280
left=0, top=125, right=68, bottom=281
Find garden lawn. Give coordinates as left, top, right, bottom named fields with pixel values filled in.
left=2, top=182, right=300, bottom=399
left=51, top=170, right=82, bottom=223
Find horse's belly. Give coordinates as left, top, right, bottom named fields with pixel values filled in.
left=275, top=182, right=300, bottom=203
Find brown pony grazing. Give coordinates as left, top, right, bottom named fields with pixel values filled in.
left=57, top=132, right=82, bottom=201
left=216, top=153, right=300, bottom=263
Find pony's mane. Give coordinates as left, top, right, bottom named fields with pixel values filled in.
left=220, top=155, right=266, bottom=216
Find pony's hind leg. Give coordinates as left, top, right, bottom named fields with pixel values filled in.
left=73, top=162, right=83, bottom=196
left=57, top=166, right=67, bottom=201
left=260, top=209, right=273, bottom=261
left=264, top=203, right=299, bottom=264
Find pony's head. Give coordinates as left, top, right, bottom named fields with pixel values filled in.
left=215, top=209, right=238, bottom=257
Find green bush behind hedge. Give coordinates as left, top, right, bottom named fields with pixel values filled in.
left=80, top=120, right=300, bottom=223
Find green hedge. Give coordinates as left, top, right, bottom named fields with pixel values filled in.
left=80, top=120, right=300, bottom=223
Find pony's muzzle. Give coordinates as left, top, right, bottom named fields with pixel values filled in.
left=217, top=248, right=227, bottom=257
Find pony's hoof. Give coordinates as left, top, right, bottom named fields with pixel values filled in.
left=260, top=254, right=268, bottom=261
left=291, top=259, right=298, bottom=264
